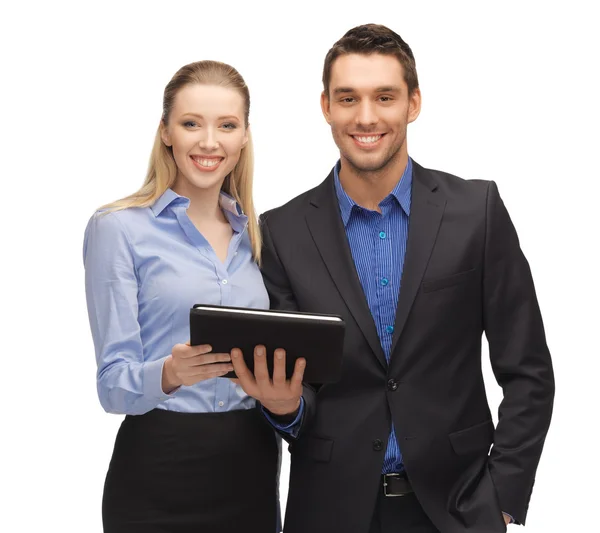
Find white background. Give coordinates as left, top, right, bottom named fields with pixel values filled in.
left=2, top=1, right=598, bottom=531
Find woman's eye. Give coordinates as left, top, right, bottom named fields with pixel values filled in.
left=183, top=121, right=198, bottom=128
left=222, top=123, right=237, bottom=130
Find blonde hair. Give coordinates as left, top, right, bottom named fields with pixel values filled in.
left=103, top=60, right=262, bottom=262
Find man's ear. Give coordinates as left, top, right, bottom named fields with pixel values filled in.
left=408, top=88, right=422, bottom=124
left=160, top=121, right=172, bottom=147
left=321, top=91, right=332, bottom=124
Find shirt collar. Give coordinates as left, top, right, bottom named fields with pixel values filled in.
left=151, top=188, right=181, bottom=216
left=151, top=188, right=247, bottom=231
left=333, top=158, right=413, bottom=226
left=219, top=191, right=247, bottom=233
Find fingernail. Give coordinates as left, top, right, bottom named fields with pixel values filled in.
left=299, top=359, right=306, bottom=368
left=256, top=346, right=264, bottom=356
left=232, top=350, right=238, bottom=359
left=276, top=350, right=283, bottom=360
left=204, top=345, right=212, bottom=352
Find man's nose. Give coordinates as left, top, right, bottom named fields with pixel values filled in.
left=355, top=101, right=378, bottom=127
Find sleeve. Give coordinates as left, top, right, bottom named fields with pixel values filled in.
left=258, top=213, right=318, bottom=439
left=502, top=512, right=515, bottom=525
left=261, top=397, right=306, bottom=438
left=83, top=211, right=173, bottom=415
left=483, top=182, right=555, bottom=525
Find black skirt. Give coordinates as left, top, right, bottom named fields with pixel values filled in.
left=102, top=407, right=280, bottom=533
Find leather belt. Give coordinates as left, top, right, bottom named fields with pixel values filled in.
left=382, top=472, right=413, bottom=497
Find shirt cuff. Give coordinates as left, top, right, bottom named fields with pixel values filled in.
left=144, top=356, right=178, bottom=400
left=262, top=397, right=305, bottom=436
left=502, top=512, right=515, bottom=524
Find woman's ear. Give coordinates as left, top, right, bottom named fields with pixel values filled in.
left=242, top=124, right=250, bottom=148
left=160, top=121, right=172, bottom=147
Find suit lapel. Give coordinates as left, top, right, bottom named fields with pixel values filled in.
left=391, top=163, right=446, bottom=357
left=305, top=172, right=388, bottom=370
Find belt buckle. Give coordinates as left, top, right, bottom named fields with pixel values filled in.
left=383, top=473, right=405, bottom=497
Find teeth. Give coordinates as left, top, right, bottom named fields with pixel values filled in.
left=355, top=135, right=382, bottom=144
left=192, top=157, right=221, bottom=167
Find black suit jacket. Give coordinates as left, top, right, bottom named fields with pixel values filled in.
left=260, top=161, right=554, bottom=533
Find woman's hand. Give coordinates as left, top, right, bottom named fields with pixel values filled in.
left=162, top=343, right=233, bottom=393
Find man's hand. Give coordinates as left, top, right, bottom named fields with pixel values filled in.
left=503, top=513, right=512, bottom=526
left=230, top=345, right=305, bottom=416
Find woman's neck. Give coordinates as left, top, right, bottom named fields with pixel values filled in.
left=172, top=178, right=225, bottom=223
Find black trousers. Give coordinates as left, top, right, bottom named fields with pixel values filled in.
left=102, top=407, right=279, bottom=533
left=368, top=491, right=439, bottom=533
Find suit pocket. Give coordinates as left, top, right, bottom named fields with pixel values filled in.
left=291, top=435, right=334, bottom=463
left=449, top=419, right=494, bottom=455
left=422, top=268, right=477, bottom=293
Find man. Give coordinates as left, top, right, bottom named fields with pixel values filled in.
left=231, top=24, right=554, bottom=533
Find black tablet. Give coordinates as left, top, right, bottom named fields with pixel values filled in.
left=190, top=304, right=345, bottom=383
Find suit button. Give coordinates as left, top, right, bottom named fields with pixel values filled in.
left=387, top=379, right=398, bottom=391
left=373, top=439, right=383, bottom=451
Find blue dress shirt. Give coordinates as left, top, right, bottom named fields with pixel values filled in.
left=83, top=188, right=269, bottom=415
left=333, top=158, right=413, bottom=474
left=268, top=160, right=413, bottom=461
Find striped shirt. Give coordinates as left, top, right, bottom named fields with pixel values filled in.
left=333, top=157, right=413, bottom=474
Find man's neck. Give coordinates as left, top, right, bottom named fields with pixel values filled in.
left=338, top=152, right=409, bottom=212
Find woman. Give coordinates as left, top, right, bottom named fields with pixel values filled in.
left=84, top=60, right=280, bottom=533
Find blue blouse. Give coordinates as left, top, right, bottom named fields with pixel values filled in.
left=83, top=188, right=269, bottom=415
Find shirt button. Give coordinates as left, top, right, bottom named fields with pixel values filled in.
left=221, top=279, right=228, bottom=285
left=218, top=401, right=224, bottom=407
left=380, top=277, right=389, bottom=286
left=373, top=439, right=383, bottom=451
left=379, top=231, right=386, bottom=239
left=386, top=325, right=394, bottom=334
left=387, top=379, right=399, bottom=391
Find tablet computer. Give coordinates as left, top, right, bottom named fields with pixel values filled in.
left=190, top=304, right=345, bottom=383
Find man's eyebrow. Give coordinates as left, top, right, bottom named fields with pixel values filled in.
left=332, top=87, right=355, bottom=94
left=332, top=86, right=402, bottom=94
left=375, top=86, right=402, bottom=93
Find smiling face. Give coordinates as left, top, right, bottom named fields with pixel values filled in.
left=321, top=53, right=421, bottom=176
left=160, top=83, right=248, bottom=196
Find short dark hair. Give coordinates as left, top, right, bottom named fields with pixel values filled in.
left=322, top=24, right=419, bottom=97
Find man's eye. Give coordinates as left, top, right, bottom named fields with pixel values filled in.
left=341, top=97, right=355, bottom=103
